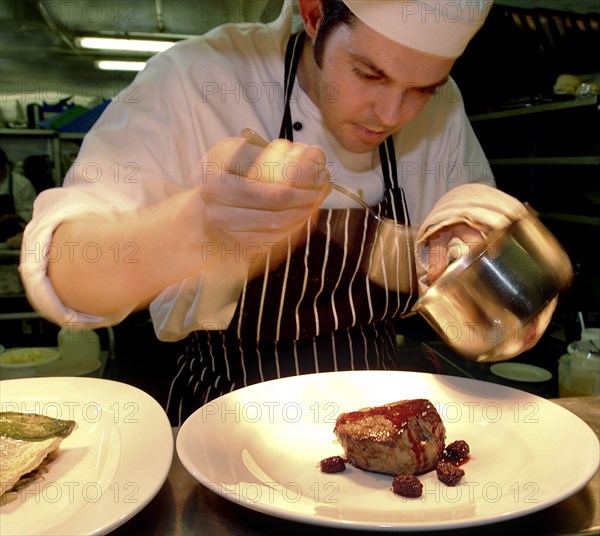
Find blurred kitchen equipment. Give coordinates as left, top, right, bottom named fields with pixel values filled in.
left=568, top=327, right=600, bottom=354
left=413, top=211, right=573, bottom=362
left=58, top=326, right=101, bottom=360
left=36, top=357, right=102, bottom=378
left=558, top=350, right=600, bottom=397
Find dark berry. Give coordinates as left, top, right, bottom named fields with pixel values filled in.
left=320, top=456, right=346, bottom=473
left=392, top=475, right=423, bottom=498
left=443, top=440, right=470, bottom=463
left=436, top=461, right=464, bottom=486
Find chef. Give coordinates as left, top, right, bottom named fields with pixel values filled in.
left=20, top=0, right=547, bottom=424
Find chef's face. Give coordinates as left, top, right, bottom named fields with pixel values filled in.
left=303, top=17, right=455, bottom=153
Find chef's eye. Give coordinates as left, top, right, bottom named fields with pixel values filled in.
left=411, top=85, right=438, bottom=98
left=352, top=66, right=379, bottom=81
left=418, top=86, right=438, bottom=96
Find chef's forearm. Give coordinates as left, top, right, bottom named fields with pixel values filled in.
left=46, top=187, right=225, bottom=317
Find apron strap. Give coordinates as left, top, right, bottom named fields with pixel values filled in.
left=279, top=32, right=306, bottom=141
left=379, top=138, right=410, bottom=226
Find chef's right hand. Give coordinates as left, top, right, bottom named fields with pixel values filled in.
left=197, top=136, right=332, bottom=250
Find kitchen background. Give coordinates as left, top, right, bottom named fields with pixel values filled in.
left=1, top=0, right=599, bottom=405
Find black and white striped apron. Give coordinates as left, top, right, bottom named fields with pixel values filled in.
left=167, top=33, right=418, bottom=425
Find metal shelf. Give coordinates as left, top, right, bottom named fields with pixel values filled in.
left=469, top=95, right=599, bottom=122
left=488, top=156, right=600, bottom=166
left=0, top=129, right=85, bottom=140
left=539, top=212, right=600, bottom=227
left=0, top=128, right=57, bottom=137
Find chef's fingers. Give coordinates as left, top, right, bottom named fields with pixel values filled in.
left=203, top=200, right=317, bottom=237
left=202, top=137, right=331, bottom=191
left=200, top=168, right=326, bottom=242
left=426, top=223, right=485, bottom=283
left=198, top=137, right=331, bottom=246
left=253, top=139, right=332, bottom=191
left=202, top=173, right=320, bottom=218
left=200, top=161, right=328, bottom=211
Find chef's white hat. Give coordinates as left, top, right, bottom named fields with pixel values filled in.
left=341, top=0, right=493, bottom=58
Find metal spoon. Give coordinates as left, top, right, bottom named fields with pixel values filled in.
left=241, top=128, right=383, bottom=221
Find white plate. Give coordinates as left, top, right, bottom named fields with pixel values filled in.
left=490, top=362, right=553, bottom=383
left=177, top=370, right=599, bottom=531
left=0, top=377, right=173, bottom=535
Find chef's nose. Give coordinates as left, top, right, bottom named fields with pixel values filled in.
left=373, top=89, right=405, bottom=128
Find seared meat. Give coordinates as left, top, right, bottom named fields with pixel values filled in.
left=334, top=399, right=445, bottom=476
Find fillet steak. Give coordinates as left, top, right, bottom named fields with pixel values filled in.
left=334, top=399, right=445, bottom=475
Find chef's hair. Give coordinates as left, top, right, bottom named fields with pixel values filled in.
left=313, top=0, right=356, bottom=68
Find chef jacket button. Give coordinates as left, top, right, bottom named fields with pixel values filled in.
left=293, top=121, right=303, bottom=131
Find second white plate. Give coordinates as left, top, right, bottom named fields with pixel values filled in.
left=0, top=377, right=173, bottom=535
left=490, top=362, right=552, bottom=382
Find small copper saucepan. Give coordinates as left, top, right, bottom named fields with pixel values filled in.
left=412, top=211, right=573, bottom=362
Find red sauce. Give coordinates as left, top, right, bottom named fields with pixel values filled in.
left=336, top=399, right=435, bottom=430
left=445, top=454, right=470, bottom=466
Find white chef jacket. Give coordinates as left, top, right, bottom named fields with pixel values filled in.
left=20, top=5, right=510, bottom=342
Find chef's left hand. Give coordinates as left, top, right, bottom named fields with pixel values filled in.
left=425, top=221, right=558, bottom=362
left=426, top=222, right=485, bottom=283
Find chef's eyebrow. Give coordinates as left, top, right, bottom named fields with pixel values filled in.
left=350, top=53, right=449, bottom=90
left=351, top=53, right=389, bottom=79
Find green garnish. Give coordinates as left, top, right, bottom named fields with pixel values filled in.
left=0, top=412, right=76, bottom=441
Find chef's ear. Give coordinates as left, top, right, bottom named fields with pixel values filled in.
left=298, top=0, right=324, bottom=39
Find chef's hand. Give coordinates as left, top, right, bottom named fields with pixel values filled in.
left=425, top=222, right=486, bottom=283
left=198, top=136, right=331, bottom=257
left=425, top=221, right=557, bottom=362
